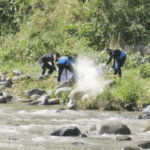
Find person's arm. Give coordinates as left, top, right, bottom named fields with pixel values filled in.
left=106, top=55, right=112, bottom=66
left=51, top=61, right=56, bottom=71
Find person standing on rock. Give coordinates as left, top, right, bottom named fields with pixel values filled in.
left=104, top=48, right=126, bottom=77
left=38, top=52, right=60, bottom=81
left=57, top=54, right=78, bottom=83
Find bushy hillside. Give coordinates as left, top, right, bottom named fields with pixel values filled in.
left=0, top=0, right=150, bottom=62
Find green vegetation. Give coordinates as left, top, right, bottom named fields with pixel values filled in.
left=60, top=92, right=69, bottom=104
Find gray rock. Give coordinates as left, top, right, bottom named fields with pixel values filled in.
left=22, top=100, right=33, bottom=103
left=12, top=75, right=31, bottom=84
left=31, top=95, right=41, bottom=100
left=137, top=140, right=150, bottom=149
left=99, top=122, right=131, bottom=135
left=49, top=98, right=60, bottom=104
left=115, top=135, right=132, bottom=141
left=142, top=105, right=150, bottom=113
left=79, top=134, right=87, bottom=138
left=3, top=92, right=13, bottom=101
left=72, top=142, right=84, bottom=146
left=0, top=78, right=13, bottom=89
left=39, top=99, right=50, bottom=105
left=0, top=96, right=7, bottom=103
left=47, top=89, right=54, bottom=96
left=28, top=101, right=41, bottom=105
left=0, top=92, right=3, bottom=96
left=104, top=80, right=116, bottom=87
left=143, top=113, right=150, bottom=119
left=11, top=84, right=17, bottom=88
left=37, top=95, right=49, bottom=102
left=121, top=147, right=140, bottom=150
left=51, top=126, right=81, bottom=136
left=89, top=124, right=97, bottom=131
left=67, top=99, right=77, bottom=109
left=26, top=89, right=46, bottom=98
left=69, top=87, right=91, bottom=100
left=55, top=87, right=72, bottom=97
left=135, top=114, right=143, bottom=119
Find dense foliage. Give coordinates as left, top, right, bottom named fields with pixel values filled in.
left=0, top=0, right=150, bottom=61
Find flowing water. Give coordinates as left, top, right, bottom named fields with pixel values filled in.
left=0, top=102, right=150, bottom=150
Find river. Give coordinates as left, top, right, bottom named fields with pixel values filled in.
left=0, top=102, right=150, bottom=150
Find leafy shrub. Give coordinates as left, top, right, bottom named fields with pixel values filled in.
left=50, top=90, right=56, bottom=99
left=60, top=92, right=69, bottom=104
left=140, top=63, right=150, bottom=78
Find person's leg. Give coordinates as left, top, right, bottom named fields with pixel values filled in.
left=66, top=64, right=77, bottom=83
left=39, top=59, right=46, bottom=80
left=117, top=56, right=126, bottom=77
left=57, top=64, right=65, bottom=82
left=44, top=63, right=54, bottom=77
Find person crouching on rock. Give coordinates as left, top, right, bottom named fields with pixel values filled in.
left=104, top=48, right=126, bottom=77
left=57, top=54, right=77, bottom=83
left=38, top=52, right=60, bottom=81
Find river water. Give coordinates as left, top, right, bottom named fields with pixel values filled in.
left=0, top=102, right=150, bottom=150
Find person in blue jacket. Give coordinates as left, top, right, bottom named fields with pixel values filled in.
left=105, top=48, right=126, bottom=77
left=57, top=54, right=78, bottom=83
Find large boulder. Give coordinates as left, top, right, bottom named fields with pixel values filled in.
left=137, top=140, right=150, bottom=149
left=56, top=80, right=73, bottom=89
left=0, top=92, right=3, bottom=96
left=0, top=78, right=13, bottom=89
left=26, top=89, right=46, bottom=98
left=12, top=75, right=31, bottom=84
left=115, top=135, right=132, bottom=141
left=51, top=126, right=81, bottom=136
left=142, top=105, right=150, bottom=114
left=3, top=92, right=13, bottom=102
left=67, top=99, right=77, bottom=109
left=69, top=87, right=91, bottom=100
left=0, top=96, right=7, bottom=103
left=46, top=89, right=54, bottom=97
left=31, top=95, right=41, bottom=100
left=55, top=87, right=72, bottom=97
left=49, top=98, right=60, bottom=104
left=121, top=147, right=140, bottom=150
left=99, top=122, right=131, bottom=135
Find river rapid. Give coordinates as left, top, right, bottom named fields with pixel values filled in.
left=0, top=102, right=150, bottom=150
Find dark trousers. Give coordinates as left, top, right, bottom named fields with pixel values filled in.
left=39, top=59, right=54, bottom=75
left=57, top=64, right=76, bottom=82
left=114, top=56, right=126, bottom=77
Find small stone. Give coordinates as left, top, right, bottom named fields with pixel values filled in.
left=115, top=135, right=132, bottom=141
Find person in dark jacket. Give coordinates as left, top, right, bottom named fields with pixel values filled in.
left=38, top=52, right=60, bottom=81
left=57, top=54, right=78, bottom=83
left=105, top=48, right=126, bottom=77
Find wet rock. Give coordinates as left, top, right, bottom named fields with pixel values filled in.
left=89, top=124, right=97, bottom=131
left=28, top=101, right=41, bottom=105
left=99, top=122, right=131, bottom=135
left=121, top=147, right=140, bottom=150
left=37, top=95, right=49, bottom=101
left=0, top=92, right=3, bottom=96
left=55, top=87, right=72, bottom=98
left=6, top=137, right=17, bottom=141
left=49, top=98, right=60, bottom=104
left=137, top=140, right=150, bottom=149
left=26, top=89, right=46, bottom=98
left=12, top=75, right=31, bottom=84
left=0, top=96, right=7, bottom=103
left=79, top=134, right=87, bottom=138
left=51, top=126, right=81, bottom=136
left=3, top=92, right=13, bottom=102
left=115, top=135, right=132, bottom=141
left=67, top=99, right=77, bottom=109
left=22, top=99, right=33, bottom=103
left=143, top=113, right=150, bottom=119
left=144, top=126, right=150, bottom=131
left=56, top=108, right=65, bottom=113
left=69, top=87, right=91, bottom=100
left=39, top=99, right=50, bottom=105
left=135, top=114, right=143, bottom=119
left=142, top=105, right=150, bottom=113
left=72, top=142, right=84, bottom=146
left=31, top=95, right=41, bottom=100
left=104, top=80, right=115, bottom=87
